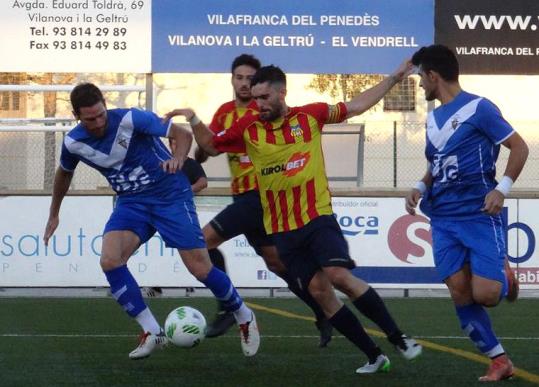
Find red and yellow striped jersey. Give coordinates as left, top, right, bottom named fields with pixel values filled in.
left=209, top=100, right=259, bottom=195
left=213, top=102, right=347, bottom=234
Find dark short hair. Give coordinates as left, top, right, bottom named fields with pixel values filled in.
left=231, top=54, right=261, bottom=74
left=250, top=65, right=286, bottom=88
left=411, top=45, right=459, bottom=82
left=70, top=83, right=105, bottom=115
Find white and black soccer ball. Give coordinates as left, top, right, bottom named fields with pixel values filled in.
left=164, top=306, right=207, bottom=348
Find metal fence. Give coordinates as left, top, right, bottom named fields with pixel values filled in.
left=1, top=120, right=537, bottom=192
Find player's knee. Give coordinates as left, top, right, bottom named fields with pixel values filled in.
left=473, top=289, right=500, bottom=307
left=308, top=275, right=331, bottom=302
left=448, top=284, right=474, bottom=305
left=185, top=258, right=212, bottom=281
left=324, top=267, right=350, bottom=290
left=100, top=256, right=122, bottom=271
left=264, top=257, right=285, bottom=274
left=202, top=224, right=224, bottom=249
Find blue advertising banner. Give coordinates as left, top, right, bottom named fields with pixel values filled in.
left=152, top=0, right=434, bottom=74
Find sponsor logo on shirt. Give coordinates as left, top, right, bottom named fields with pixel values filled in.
left=260, top=151, right=310, bottom=177
left=228, top=154, right=253, bottom=169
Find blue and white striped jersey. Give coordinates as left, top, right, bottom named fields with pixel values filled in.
left=60, top=108, right=189, bottom=195
left=420, top=91, right=514, bottom=219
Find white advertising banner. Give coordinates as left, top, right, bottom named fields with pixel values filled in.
left=0, top=0, right=151, bottom=72
left=0, top=196, right=111, bottom=286
left=1, top=196, right=536, bottom=289
left=0, top=196, right=286, bottom=287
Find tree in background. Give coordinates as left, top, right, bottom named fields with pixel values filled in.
left=308, top=74, right=384, bottom=102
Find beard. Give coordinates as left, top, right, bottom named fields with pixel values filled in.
left=425, top=90, right=436, bottom=102
left=237, top=94, right=252, bottom=104
left=260, top=106, right=283, bottom=122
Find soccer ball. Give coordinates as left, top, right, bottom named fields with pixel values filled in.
left=164, top=306, right=207, bottom=348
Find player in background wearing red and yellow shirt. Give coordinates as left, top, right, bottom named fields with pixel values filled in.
left=183, top=62, right=424, bottom=374
left=168, top=54, right=332, bottom=346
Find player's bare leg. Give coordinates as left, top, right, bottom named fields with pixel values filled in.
left=100, top=231, right=165, bottom=359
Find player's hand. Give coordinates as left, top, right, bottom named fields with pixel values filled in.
left=161, top=157, right=183, bottom=174
left=44, top=215, right=59, bottom=246
left=163, top=108, right=195, bottom=122
left=405, top=189, right=422, bottom=215
left=392, top=59, right=415, bottom=82
left=481, top=189, right=505, bottom=215
left=194, top=146, right=209, bottom=164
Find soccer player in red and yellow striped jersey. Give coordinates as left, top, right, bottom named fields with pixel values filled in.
left=208, top=99, right=259, bottom=195
left=213, top=101, right=347, bottom=234
left=166, top=55, right=333, bottom=346
left=188, top=61, right=425, bottom=374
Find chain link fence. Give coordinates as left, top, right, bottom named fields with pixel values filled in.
left=1, top=120, right=537, bottom=192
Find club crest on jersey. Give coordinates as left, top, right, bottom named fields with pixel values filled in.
left=117, top=135, right=129, bottom=149
left=451, top=116, right=460, bottom=130
left=290, top=124, right=303, bottom=138
left=261, top=151, right=310, bottom=177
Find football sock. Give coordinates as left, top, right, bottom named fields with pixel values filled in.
left=208, top=249, right=228, bottom=312
left=329, top=305, right=381, bottom=363
left=105, top=265, right=157, bottom=330
left=232, top=303, right=253, bottom=325
left=353, top=287, right=400, bottom=338
left=280, top=272, right=326, bottom=321
left=201, top=266, right=243, bottom=314
left=456, top=303, right=504, bottom=357
left=135, top=308, right=162, bottom=334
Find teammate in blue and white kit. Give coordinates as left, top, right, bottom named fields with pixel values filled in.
left=406, top=45, right=528, bottom=382
left=43, top=83, right=260, bottom=359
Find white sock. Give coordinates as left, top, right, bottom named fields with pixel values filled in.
left=135, top=307, right=161, bottom=334
left=232, top=303, right=252, bottom=324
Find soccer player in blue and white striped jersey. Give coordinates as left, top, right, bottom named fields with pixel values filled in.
left=406, top=45, right=528, bottom=382
left=44, top=83, right=260, bottom=359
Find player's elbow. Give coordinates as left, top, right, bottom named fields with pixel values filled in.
left=344, top=101, right=368, bottom=119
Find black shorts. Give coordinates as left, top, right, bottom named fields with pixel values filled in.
left=210, top=190, right=273, bottom=255
left=272, top=215, right=356, bottom=289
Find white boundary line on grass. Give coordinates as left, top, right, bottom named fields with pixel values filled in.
left=2, top=333, right=539, bottom=340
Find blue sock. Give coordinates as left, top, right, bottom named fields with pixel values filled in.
left=104, top=265, right=147, bottom=318
left=456, top=303, right=502, bottom=356
left=201, top=267, right=243, bottom=312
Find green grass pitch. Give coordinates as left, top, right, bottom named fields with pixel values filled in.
left=0, top=297, right=538, bottom=386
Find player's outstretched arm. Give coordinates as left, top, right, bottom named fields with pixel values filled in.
left=405, top=171, right=432, bottom=216
left=164, top=108, right=221, bottom=156
left=344, top=59, right=415, bottom=119
left=44, top=167, right=74, bottom=246
left=482, top=132, right=529, bottom=215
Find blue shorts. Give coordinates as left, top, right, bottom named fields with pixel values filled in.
left=104, top=189, right=206, bottom=250
left=210, top=190, right=273, bottom=255
left=431, top=215, right=506, bottom=283
left=273, top=215, right=355, bottom=289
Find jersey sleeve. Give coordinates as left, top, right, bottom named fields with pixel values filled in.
left=476, top=99, right=515, bottom=145
left=131, top=108, right=172, bottom=137
left=208, top=106, right=225, bottom=134
left=59, top=140, right=79, bottom=172
left=212, top=114, right=252, bottom=153
left=298, top=102, right=348, bottom=128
